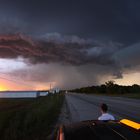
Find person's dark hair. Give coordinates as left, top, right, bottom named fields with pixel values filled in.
left=101, top=103, right=108, bottom=112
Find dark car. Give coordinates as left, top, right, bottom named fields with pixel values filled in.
left=56, top=119, right=140, bottom=140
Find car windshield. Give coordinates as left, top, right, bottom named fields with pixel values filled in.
left=0, top=0, right=140, bottom=140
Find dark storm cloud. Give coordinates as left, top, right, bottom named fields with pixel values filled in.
left=0, top=0, right=140, bottom=88
left=0, top=33, right=122, bottom=66
left=114, top=43, right=140, bottom=69
left=0, top=0, right=140, bottom=43
left=0, top=33, right=125, bottom=83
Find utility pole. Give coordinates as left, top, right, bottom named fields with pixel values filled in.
left=50, top=83, right=52, bottom=91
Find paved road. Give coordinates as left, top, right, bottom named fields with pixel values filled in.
left=65, top=93, right=140, bottom=123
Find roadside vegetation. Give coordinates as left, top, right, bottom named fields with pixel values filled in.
left=0, top=93, right=64, bottom=140
left=70, top=81, right=140, bottom=98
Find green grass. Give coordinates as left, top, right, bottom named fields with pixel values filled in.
left=0, top=94, right=64, bottom=140
left=120, top=93, right=140, bottom=99
left=85, top=92, right=140, bottom=99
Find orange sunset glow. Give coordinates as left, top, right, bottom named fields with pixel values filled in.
left=0, top=85, right=7, bottom=91
left=0, top=78, right=51, bottom=91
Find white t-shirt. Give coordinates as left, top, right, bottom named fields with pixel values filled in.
left=98, top=113, right=115, bottom=121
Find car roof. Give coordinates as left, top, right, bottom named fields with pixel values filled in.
left=60, top=120, right=140, bottom=140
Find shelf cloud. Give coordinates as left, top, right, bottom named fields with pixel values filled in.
left=0, top=0, right=140, bottom=89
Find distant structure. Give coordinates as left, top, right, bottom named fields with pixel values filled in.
left=55, top=88, right=60, bottom=93
left=39, top=91, right=48, bottom=96
left=49, top=88, right=60, bottom=94
left=0, top=91, right=39, bottom=98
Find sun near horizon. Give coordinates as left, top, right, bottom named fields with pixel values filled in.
left=0, top=85, right=8, bottom=91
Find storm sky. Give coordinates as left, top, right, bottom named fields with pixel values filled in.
left=0, top=0, right=140, bottom=90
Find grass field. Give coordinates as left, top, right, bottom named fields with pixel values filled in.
left=120, top=93, right=140, bottom=99
left=0, top=94, right=64, bottom=140
left=102, top=93, right=140, bottom=99
left=84, top=92, right=140, bottom=99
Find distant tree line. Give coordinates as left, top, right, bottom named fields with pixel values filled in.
left=70, top=81, right=140, bottom=94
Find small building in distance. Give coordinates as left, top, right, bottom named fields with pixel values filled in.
left=55, top=88, right=60, bottom=93
left=49, top=88, right=60, bottom=94
left=0, top=91, right=39, bottom=98
left=39, top=91, right=48, bottom=96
